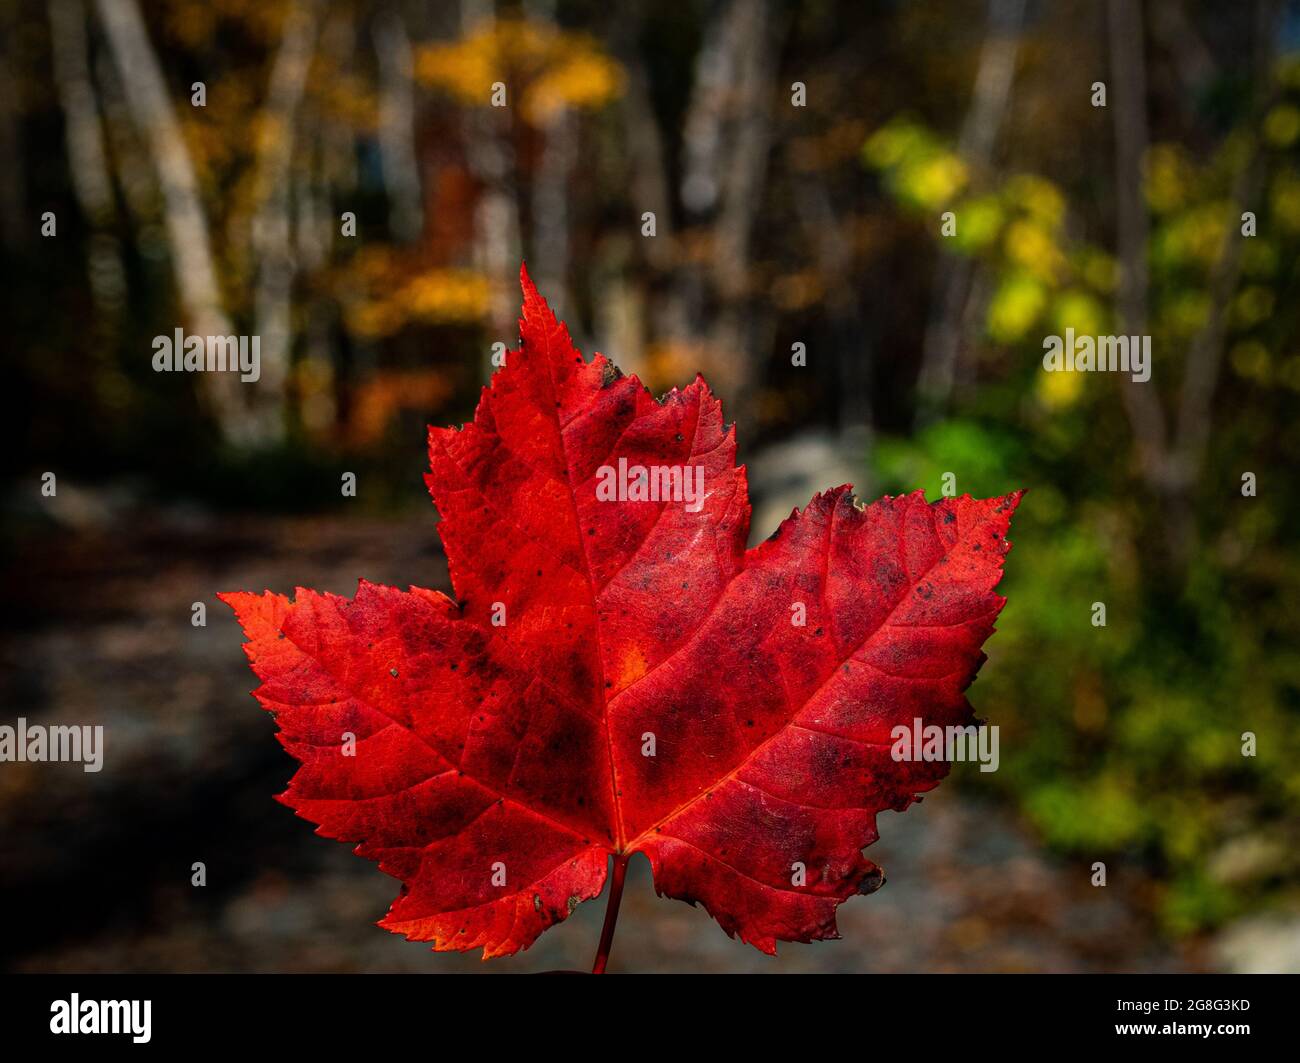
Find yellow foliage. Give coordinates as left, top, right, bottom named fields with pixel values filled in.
left=316, top=72, right=380, bottom=131
left=1280, top=54, right=1300, bottom=89
left=897, top=153, right=968, bottom=210
left=163, top=0, right=218, bottom=47
left=1077, top=248, right=1118, bottom=293
left=342, top=254, right=490, bottom=338
left=1230, top=339, right=1271, bottom=383
left=1162, top=290, right=1211, bottom=336
left=402, top=270, right=492, bottom=322
left=1004, top=174, right=1065, bottom=228
left=180, top=77, right=260, bottom=178
left=951, top=195, right=1003, bottom=252
left=1264, top=104, right=1300, bottom=148
left=1278, top=354, right=1300, bottom=391
left=415, top=18, right=623, bottom=125
left=1052, top=290, right=1106, bottom=338
left=1036, top=362, right=1084, bottom=409
left=528, top=54, right=624, bottom=122
left=1270, top=170, right=1300, bottom=232
left=1242, top=240, right=1279, bottom=277
left=1145, top=144, right=1193, bottom=213
left=1162, top=202, right=1230, bottom=266
left=1231, top=286, right=1275, bottom=329
left=862, top=120, right=931, bottom=169
left=986, top=272, right=1046, bottom=342
left=1004, top=219, right=1065, bottom=280
left=163, top=0, right=288, bottom=48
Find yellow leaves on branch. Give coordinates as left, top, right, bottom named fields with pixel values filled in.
left=415, top=18, right=624, bottom=124
left=162, top=0, right=295, bottom=49
left=340, top=248, right=490, bottom=338
left=862, top=119, right=968, bottom=209
left=1145, top=144, right=1195, bottom=214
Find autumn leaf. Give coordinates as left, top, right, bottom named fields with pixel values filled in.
left=222, top=265, right=1020, bottom=963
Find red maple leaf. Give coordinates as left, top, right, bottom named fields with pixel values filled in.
left=222, top=265, right=1020, bottom=967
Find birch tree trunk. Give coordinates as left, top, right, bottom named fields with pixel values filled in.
left=49, top=0, right=126, bottom=333
left=249, top=0, right=320, bottom=443
left=673, top=0, right=778, bottom=427
left=93, top=0, right=250, bottom=441
left=461, top=0, right=522, bottom=377
left=531, top=108, right=576, bottom=315
left=373, top=5, right=424, bottom=244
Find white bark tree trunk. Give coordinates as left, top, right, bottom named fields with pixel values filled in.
left=94, top=0, right=249, bottom=441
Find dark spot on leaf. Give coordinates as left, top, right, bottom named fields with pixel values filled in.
left=857, top=868, right=886, bottom=895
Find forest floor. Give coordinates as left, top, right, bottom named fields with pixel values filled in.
left=0, top=504, right=1209, bottom=973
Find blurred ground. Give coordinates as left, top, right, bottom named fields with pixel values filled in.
left=0, top=489, right=1205, bottom=974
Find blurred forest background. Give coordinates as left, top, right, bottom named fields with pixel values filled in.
left=2, top=0, right=1299, bottom=973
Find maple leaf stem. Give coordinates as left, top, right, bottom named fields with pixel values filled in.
left=591, top=852, right=629, bottom=974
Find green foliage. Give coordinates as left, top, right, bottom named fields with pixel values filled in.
left=864, top=54, right=1300, bottom=932
left=872, top=405, right=1300, bottom=934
